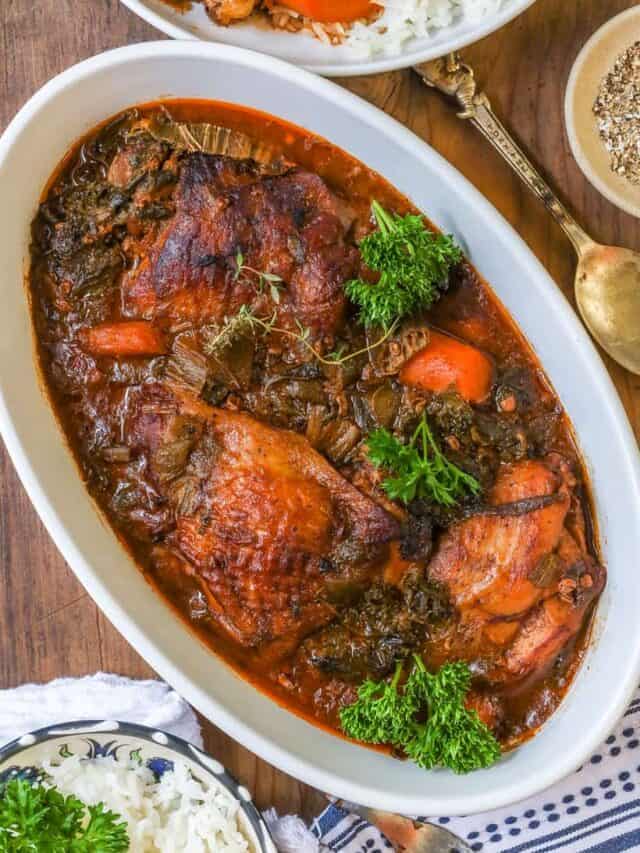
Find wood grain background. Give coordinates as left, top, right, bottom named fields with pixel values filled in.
left=1, top=0, right=639, bottom=819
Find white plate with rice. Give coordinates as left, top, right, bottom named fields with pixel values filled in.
left=0, top=720, right=276, bottom=852
left=119, top=0, right=537, bottom=77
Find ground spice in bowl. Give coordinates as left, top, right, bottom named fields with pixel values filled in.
left=593, top=41, right=640, bottom=185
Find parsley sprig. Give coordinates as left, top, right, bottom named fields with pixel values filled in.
left=339, top=662, right=418, bottom=747
left=0, top=779, right=129, bottom=852
left=345, top=202, right=462, bottom=329
left=405, top=658, right=502, bottom=774
left=367, top=414, right=480, bottom=506
left=340, top=657, right=501, bottom=774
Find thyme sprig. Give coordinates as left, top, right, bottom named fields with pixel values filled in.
left=202, top=306, right=399, bottom=368
left=234, top=251, right=284, bottom=304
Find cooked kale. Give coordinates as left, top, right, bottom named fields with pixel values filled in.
left=300, top=574, right=450, bottom=680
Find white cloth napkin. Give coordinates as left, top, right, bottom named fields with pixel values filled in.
left=0, top=672, right=203, bottom=749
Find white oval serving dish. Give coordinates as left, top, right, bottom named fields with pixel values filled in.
left=0, top=41, right=639, bottom=816
left=119, top=0, right=537, bottom=77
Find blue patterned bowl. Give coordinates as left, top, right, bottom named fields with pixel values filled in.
left=0, top=719, right=276, bottom=852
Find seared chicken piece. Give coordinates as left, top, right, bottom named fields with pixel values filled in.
left=122, top=153, right=358, bottom=341
left=128, top=388, right=399, bottom=650
left=504, top=524, right=603, bottom=679
left=427, top=458, right=605, bottom=681
left=204, top=0, right=257, bottom=25
left=428, top=460, right=570, bottom=619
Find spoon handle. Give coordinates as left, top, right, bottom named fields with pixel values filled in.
left=414, top=54, right=593, bottom=256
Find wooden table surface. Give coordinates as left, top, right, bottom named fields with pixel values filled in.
left=1, top=0, right=639, bottom=820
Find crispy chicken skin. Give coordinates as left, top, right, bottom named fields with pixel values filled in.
left=204, top=0, right=257, bottom=25
left=427, top=458, right=605, bottom=682
left=122, top=153, right=358, bottom=342
left=128, top=388, right=399, bottom=650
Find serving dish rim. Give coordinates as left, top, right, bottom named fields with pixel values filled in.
left=1, top=40, right=639, bottom=815
left=0, top=718, right=276, bottom=852
left=117, top=0, right=538, bottom=77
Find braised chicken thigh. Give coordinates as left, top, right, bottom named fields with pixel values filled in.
left=128, top=388, right=398, bottom=649
left=122, top=153, right=358, bottom=342
left=427, top=458, right=604, bottom=682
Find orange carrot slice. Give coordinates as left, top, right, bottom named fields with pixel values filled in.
left=81, top=321, right=166, bottom=357
left=280, top=0, right=375, bottom=23
left=399, top=329, right=494, bottom=404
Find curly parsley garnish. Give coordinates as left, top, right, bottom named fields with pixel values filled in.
left=339, top=661, right=418, bottom=747
left=405, top=658, right=502, bottom=774
left=367, top=414, right=480, bottom=506
left=340, top=657, right=501, bottom=775
left=0, top=779, right=129, bottom=852
left=345, top=202, right=462, bottom=329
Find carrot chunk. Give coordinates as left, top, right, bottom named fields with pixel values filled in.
left=81, top=321, right=166, bottom=357
left=399, top=329, right=494, bottom=404
left=280, top=0, right=375, bottom=23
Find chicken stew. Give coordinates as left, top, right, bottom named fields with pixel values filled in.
left=29, top=101, right=605, bottom=772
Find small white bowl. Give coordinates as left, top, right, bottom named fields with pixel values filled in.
left=565, top=7, right=640, bottom=217
left=0, top=720, right=276, bottom=852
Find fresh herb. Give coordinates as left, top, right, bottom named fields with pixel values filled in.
left=367, top=414, right=480, bottom=506
left=0, top=778, right=129, bottom=852
left=202, top=306, right=399, bottom=368
left=325, top=343, right=348, bottom=363
left=345, top=202, right=462, bottom=329
left=339, top=661, right=418, bottom=747
left=202, top=305, right=276, bottom=357
left=339, top=657, right=501, bottom=775
left=234, top=251, right=284, bottom=303
left=404, top=657, right=502, bottom=774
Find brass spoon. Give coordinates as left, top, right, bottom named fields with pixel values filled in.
left=414, top=54, right=640, bottom=375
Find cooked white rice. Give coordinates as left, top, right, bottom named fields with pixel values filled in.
left=41, top=755, right=251, bottom=852
left=347, top=0, right=507, bottom=55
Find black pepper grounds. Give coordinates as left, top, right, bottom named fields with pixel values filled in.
left=593, top=40, right=640, bottom=185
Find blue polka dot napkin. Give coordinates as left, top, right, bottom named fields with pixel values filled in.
left=310, top=686, right=640, bottom=853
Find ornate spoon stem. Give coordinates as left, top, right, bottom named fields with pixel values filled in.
left=414, top=55, right=593, bottom=256
left=333, top=800, right=472, bottom=852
